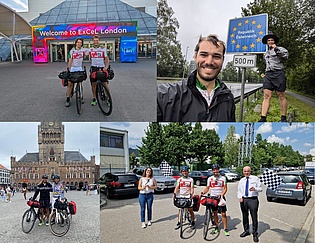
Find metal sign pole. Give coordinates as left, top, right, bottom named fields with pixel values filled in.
left=239, top=67, right=246, bottom=122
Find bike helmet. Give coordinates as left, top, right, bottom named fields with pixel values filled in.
left=42, top=174, right=48, bottom=179
left=53, top=174, right=60, bottom=180
left=181, top=166, right=189, bottom=172
left=212, top=164, right=220, bottom=170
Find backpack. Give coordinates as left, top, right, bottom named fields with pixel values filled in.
left=68, top=201, right=77, bottom=215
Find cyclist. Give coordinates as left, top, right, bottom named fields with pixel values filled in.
left=201, top=164, right=229, bottom=236
left=66, top=37, right=88, bottom=107
left=33, top=174, right=52, bottom=226
left=174, top=165, right=195, bottom=229
left=51, top=174, right=65, bottom=223
left=89, top=35, right=110, bottom=106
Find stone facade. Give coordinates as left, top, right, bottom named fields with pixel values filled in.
left=10, top=122, right=97, bottom=190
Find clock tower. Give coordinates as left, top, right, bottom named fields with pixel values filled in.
left=38, top=122, right=65, bottom=165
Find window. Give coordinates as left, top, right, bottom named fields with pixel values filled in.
left=29, top=174, right=33, bottom=179
left=80, top=173, right=83, bottom=178
left=35, top=174, right=39, bottom=180
left=23, top=174, right=26, bottom=179
left=86, top=173, right=90, bottom=178
left=15, top=174, right=19, bottom=179
left=66, top=173, right=71, bottom=179
left=100, top=132, right=123, bottom=148
left=73, top=173, right=77, bottom=179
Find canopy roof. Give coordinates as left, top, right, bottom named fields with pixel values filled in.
left=0, top=2, right=31, bottom=36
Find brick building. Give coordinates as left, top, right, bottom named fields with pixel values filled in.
left=10, top=122, right=97, bottom=190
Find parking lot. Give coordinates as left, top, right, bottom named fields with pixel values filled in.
left=0, top=190, right=99, bottom=243
left=100, top=182, right=314, bottom=243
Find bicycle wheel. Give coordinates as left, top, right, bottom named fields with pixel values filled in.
left=179, top=208, right=184, bottom=238
left=49, top=210, right=71, bottom=237
left=75, top=83, right=82, bottom=114
left=22, top=208, right=36, bottom=233
left=96, top=82, right=112, bottom=116
left=203, top=207, right=211, bottom=239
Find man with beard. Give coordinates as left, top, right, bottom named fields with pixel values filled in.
left=157, top=34, right=235, bottom=122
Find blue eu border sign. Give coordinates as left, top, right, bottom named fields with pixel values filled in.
left=226, top=14, right=268, bottom=53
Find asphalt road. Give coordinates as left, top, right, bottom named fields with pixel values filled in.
left=100, top=182, right=314, bottom=243
left=0, top=190, right=99, bottom=243
left=0, top=59, right=156, bottom=122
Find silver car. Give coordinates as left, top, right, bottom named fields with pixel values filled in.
left=152, top=168, right=176, bottom=192
left=266, top=172, right=312, bottom=206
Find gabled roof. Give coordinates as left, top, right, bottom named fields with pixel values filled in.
left=0, top=2, right=31, bottom=36
left=30, top=0, right=156, bottom=36
left=0, top=164, right=9, bottom=170
left=18, top=153, right=39, bottom=162
left=65, top=151, right=88, bottom=162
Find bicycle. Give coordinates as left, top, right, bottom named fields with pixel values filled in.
left=91, top=67, right=112, bottom=116
left=21, top=198, right=50, bottom=233
left=49, top=197, right=71, bottom=237
left=200, top=194, right=221, bottom=240
left=68, top=66, right=87, bottom=115
left=173, top=196, right=193, bottom=239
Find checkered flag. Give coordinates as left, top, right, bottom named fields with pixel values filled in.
left=159, top=160, right=173, bottom=176
left=259, top=169, right=283, bottom=191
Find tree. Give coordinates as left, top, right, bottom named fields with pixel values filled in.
left=223, top=125, right=239, bottom=168
left=157, top=0, right=185, bottom=77
left=221, top=61, right=238, bottom=81
left=129, top=152, right=139, bottom=168
left=138, top=123, right=165, bottom=167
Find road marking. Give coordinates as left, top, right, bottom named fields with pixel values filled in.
left=262, top=214, right=296, bottom=228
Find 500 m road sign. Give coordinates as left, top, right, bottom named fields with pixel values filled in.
left=233, top=55, right=257, bottom=68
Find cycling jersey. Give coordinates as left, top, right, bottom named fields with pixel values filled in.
left=33, top=182, right=53, bottom=201
left=52, top=182, right=64, bottom=199
left=176, top=176, right=194, bottom=197
left=206, top=175, right=227, bottom=197
left=68, top=48, right=87, bottom=72
left=89, top=46, right=107, bottom=67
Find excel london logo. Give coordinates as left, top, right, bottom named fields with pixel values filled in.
left=227, top=14, right=268, bottom=53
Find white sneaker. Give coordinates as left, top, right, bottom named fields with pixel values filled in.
left=141, top=222, right=146, bottom=229
left=147, top=221, right=152, bottom=226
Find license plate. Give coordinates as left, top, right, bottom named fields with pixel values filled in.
left=124, top=184, right=134, bottom=187
left=276, top=190, right=292, bottom=194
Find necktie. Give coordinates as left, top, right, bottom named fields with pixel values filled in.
left=245, top=177, right=249, bottom=197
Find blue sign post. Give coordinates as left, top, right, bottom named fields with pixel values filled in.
left=226, top=14, right=268, bottom=53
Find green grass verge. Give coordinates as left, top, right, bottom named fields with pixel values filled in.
left=236, top=91, right=315, bottom=122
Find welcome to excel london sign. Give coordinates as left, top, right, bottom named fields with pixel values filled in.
left=226, top=14, right=268, bottom=54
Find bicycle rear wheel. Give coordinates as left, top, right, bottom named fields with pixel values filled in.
left=22, top=208, right=36, bottom=233
left=179, top=208, right=184, bottom=238
left=49, top=210, right=71, bottom=237
left=75, top=83, right=82, bottom=114
left=96, top=82, right=112, bottom=116
left=203, top=207, right=211, bottom=239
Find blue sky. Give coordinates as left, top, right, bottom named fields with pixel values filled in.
left=0, top=122, right=100, bottom=170
left=101, top=122, right=315, bottom=157
left=0, top=0, right=28, bottom=12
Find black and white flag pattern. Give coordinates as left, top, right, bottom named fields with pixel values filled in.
left=259, top=169, right=283, bottom=191
left=159, top=160, right=173, bottom=176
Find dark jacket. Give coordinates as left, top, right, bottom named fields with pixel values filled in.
left=157, top=70, right=235, bottom=122
left=33, top=182, right=53, bottom=201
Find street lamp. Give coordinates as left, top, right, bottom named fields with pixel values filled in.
left=182, top=46, right=189, bottom=79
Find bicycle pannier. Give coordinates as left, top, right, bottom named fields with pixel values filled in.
left=107, top=65, right=114, bottom=80
left=27, top=200, right=40, bottom=208
left=68, top=201, right=77, bottom=215
left=192, top=195, right=200, bottom=212
left=173, top=198, right=192, bottom=208
left=200, top=197, right=218, bottom=207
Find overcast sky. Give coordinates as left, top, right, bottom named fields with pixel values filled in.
left=167, top=0, right=253, bottom=66
left=0, top=122, right=100, bottom=169
left=101, top=122, right=315, bottom=158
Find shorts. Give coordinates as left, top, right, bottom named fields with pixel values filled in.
left=52, top=197, right=58, bottom=210
left=39, top=200, right=50, bottom=209
left=210, top=197, right=227, bottom=213
left=263, top=69, right=286, bottom=92
left=90, top=66, right=105, bottom=83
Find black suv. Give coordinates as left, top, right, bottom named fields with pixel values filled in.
left=99, top=172, right=139, bottom=198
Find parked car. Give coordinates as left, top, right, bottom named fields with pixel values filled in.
left=266, top=172, right=312, bottom=206
left=219, top=169, right=240, bottom=181
left=172, top=170, right=181, bottom=181
left=189, top=171, right=210, bottom=186
left=99, top=172, right=139, bottom=199
left=152, top=168, right=176, bottom=192
left=303, top=168, right=315, bottom=185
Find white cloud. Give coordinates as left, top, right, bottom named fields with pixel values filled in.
left=304, top=143, right=313, bottom=147
left=291, top=139, right=298, bottom=143
left=201, top=122, right=219, bottom=133
left=310, top=148, right=315, bottom=156
left=267, top=134, right=285, bottom=144
left=256, top=123, right=272, bottom=134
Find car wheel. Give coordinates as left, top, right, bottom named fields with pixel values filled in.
left=266, top=196, right=273, bottom=202
left=299, top=195, right=307, bottom=206
left=196, top=180, right=201, bottom=186
left=106, top=189, right=112, bottom=199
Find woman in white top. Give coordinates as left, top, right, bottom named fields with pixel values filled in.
left=138, top=167, right=157, bottom=229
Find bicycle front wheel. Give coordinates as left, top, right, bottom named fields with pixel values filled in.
left=203, top=207, right=211, bottom=239
left=75, top=83, right=82, bottom=114
left=49, top=210, right=71, bottom=237
left=179, top=208, right=184, bottom=238
left=22, top=208, right=36, bottom=233
left=96, top=82, right=112, bottom=116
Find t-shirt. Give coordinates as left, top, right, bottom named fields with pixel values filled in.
left=206, top=175, right=227, bottom=197
left=68, top=48, right=87, bottom=71
left=139, top=177, right=155, bottom=194
left=89, top=46, right=107, bottom=67
left=176, top=176, right=194, bottom=197
left=52, top=182, right=64, bottom=199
